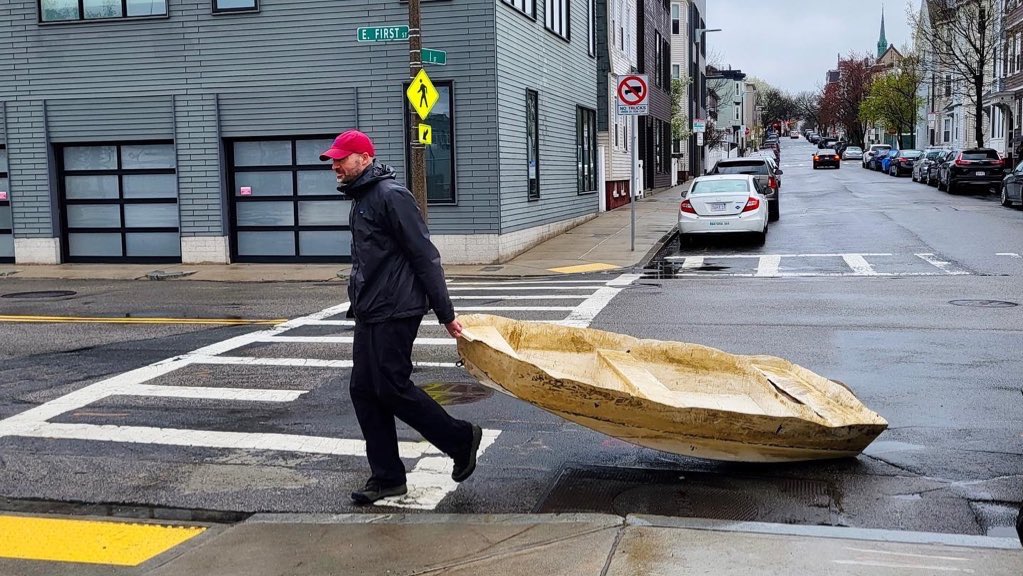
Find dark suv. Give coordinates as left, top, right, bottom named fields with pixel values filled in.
left=937, top=148, right=1005, bottom=194
left=706, top=158, right=782, bottom=221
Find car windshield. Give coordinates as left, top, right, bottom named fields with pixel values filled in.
left=713, top=162, right=769, bottom=175
left=818, top=149, right=837, bottom=154
left=925, top=150, right=945, bottom=159
left=962, top=150, right=999, bottom=160
left=690, top=180, right=751, bottom=195
left=902, top=150, right=923, bottom=158
left=845, top=147, right=862, bottom=152
left=872, top=146, right=891, bottom=151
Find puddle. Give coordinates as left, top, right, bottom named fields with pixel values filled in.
left=421, top=382, right=493, bottom=405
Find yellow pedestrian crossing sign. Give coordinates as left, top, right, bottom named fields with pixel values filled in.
left=418, top=123, right=433, bottom=145
left=406, top=68, right=439, bottom=120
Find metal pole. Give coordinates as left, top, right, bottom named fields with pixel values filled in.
left=408, top=0, right=428, bottom=221
left=630, top=114, right=637, bottom=251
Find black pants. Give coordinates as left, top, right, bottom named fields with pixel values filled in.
left=350, top=315, right=472, bottom=486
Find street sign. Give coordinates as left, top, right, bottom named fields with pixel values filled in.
left=421, top=48, right=447, bottom=66
left=356, top=25, right=409, bottom=42
left=406, top=69, right=440, bottom=120
left=616, top=74, right=649, bottom=116
left=418, top=123, right=433, bottom=145
left=696, top=132, right=704, bottom=146
left=693, top=118, right=706, bottom=133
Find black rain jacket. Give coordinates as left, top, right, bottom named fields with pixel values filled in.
left=343, top=161, right=454, bottom=325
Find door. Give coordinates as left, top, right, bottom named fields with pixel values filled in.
left=0, top=145, right=11, bottom=262
left=227, top=137, right=352, bottom=263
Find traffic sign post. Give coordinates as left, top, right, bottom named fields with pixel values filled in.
left=616, top=75, right=648, bottom=252
left=406, top=68, right=439, bottom=120
left=357, top=25, right=410, bottom=42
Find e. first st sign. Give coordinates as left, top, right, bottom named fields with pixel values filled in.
left=617, top=74, right=649, bottom=115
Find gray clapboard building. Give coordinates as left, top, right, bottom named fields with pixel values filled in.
left=0, top=0, right=598, bottom=265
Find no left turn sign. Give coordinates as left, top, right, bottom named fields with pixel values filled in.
left=617, top=74, right=648, bottom=115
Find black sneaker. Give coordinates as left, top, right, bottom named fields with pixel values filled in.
left=350, top=482, right=407, bottom=505
left=451, top=424, right=483, bottom=483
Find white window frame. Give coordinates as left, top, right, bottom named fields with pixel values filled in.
left=501, top=0, right=535, bottom=18
left=545, top=0, right=569, bottom=40
left=672, top=64, right=681, bottom=80
left=943, top=117, right=952, bottom=142
left=587, top=0, right=595, bottom=56
left=671, top=3, right=680, bottom=35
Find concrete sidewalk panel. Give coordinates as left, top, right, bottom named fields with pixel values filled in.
left=607, top=526, right=1023, bottom=576
left=150, top=514, right=623, bottom=576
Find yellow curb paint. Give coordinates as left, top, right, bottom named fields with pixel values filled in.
left=0, top=515, right=206, bottom=566
left=547, top=263, right=621, bottom=274
left=0, top=315, right=285, bottom=326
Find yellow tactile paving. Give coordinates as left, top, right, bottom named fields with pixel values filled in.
left=0, top=515, right=206, bottom=566
left=547, top=263, right=621, bottom=274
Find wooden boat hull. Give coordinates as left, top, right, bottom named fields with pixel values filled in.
left=456, top=314, right=887, bottom=463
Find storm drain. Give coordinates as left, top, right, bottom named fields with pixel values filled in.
left=948, top=300, right=1018, bottom=308
left=534, top=466, right=836, bottom=525
left=1, top=290, right=77, bottom=299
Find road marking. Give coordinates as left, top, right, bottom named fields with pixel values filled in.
left=0, top=515, right=205, bottom=567
left=842, top=254, right=879, bottom=276
left=0, top=315, right=284, bottom=326
left=842, top=548, right=970, bottom=562
left=190, top=356, right=459, bottom=369
left=680, top=256, right=704, bottom=269
left=256, top=335, right=456, bottom=346
left=996, top=252, right=1021, bottom=258
left=122, top=384, right=307, bottom=403
left=915, top=253, right=971, bottom=275
left=560, top=273, right=641, bottom=327
left=755, top=255, right=782, bottom=277
left=831, top=560, right=974, bottom=573
left=664, top=253, right=893, bottom=260
left=451, top=295, right=590, bottom=300
left=448, top=285, right=605, bottom=291
left=449, top=280, right=604, bottom=285
left=547, top=263, right=621, bottom=273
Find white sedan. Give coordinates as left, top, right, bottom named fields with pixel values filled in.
left=678, top=175, right=769, bottom=245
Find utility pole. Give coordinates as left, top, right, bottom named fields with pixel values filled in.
left=408, top=0, right=428, bottom=220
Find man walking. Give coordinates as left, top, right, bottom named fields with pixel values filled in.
left=321, top=130, right=483, bottom=505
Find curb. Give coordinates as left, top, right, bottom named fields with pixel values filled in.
left=245, top=512, right=623, bottom=527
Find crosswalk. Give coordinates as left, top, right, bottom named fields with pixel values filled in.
left=649, top=252, right=973, bottom=278
left=0, top=274, right=640, bottom=510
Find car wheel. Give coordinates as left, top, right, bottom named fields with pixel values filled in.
left=769, top=201, right=779, bottom=222
left=835, top=164, right=840, bottom=169
left=947, top=179, right=957, bottom=194
left=937, top=177, right=946, bottom=191
left=1001, top=185, right=1013, bottom=207
left=754, top=227, right=767, bottom=246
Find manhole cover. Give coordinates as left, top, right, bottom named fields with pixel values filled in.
left=420, top=382, right=493, bottom=405
left=948, top=300, right=1018, bottom=308
left=1, top=290, right=77, bottom=299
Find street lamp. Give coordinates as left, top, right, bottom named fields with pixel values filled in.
left=694, top=28, right=721, bottom=43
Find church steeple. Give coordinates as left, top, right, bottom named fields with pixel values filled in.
left=877, top=7, right=889, bottom=58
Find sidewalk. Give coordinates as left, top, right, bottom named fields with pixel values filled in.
left=5, top=512, right=1018, bottom=575
left=0, top=186, right=686, bottom=283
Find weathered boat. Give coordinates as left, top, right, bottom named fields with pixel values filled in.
left=456, top=314, right=887, bottom=463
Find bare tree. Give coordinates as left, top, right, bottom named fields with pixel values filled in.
left=793, top=90, right=822, bottom=131
left=912, top=0, right=998, bottom=148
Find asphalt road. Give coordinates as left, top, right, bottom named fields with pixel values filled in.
left=0, top=135, right=1020, bottom=538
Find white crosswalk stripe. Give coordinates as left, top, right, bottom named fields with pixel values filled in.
left=653, top=252, right=973, bottom=278
left=0, top=273, right=640, bottom=511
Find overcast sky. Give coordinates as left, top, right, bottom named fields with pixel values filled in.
left=704, top=0, right=916, bottom=95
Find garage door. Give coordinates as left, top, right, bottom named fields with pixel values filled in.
left=227, top=137, right=351, bottom=263
left=0, top=145, right=11, bottom=262
left=57, top=143, right=179, bottom=263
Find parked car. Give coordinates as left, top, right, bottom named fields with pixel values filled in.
left=937, top=148, right=1005, bottom=194
left=790, top=131, right=799, bottom=139
left=707, top=157, right=782, bottom=221
left=930, top=149, right=958, bottom=187
left=912, top=149, right=949, bottom=183
left=819, top=138, right=839, bottom=149
left=862, top=144, right=892, bottom=169
left=874, top=148, right=897, bottom=172
left=813, top=148, right=841, bottom=169
left=678, top=174, right=769, bottom=246
left=842, top=146, right=864, bottom=160
left=888, top=149, right=923, bottom=176
left=759, top=143, right=780, bottom=162
left=999, top=160, right=1023, bottom=208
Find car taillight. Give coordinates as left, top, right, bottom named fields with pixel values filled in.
left=680, top=199, right=696, bottom=214
left=993, top=158, right=1004, bottom=167
left=899, top=158, right=910, bottom=163
left=768, top=176, right=777, bottom=188
left=741, top=196, right=760, bottom=213
left=955, top=158, right=969, bottom=166
left=813, top=155, right=819, bottom=160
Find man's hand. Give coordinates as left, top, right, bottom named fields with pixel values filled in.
left=444, top=318, right=463, bottom=339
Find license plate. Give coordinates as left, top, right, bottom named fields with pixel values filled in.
left=976, top=171, right=986, bottom=176
left=710, top=202, right=727, bottom=212
left=709, top=221, right=729, bottom=226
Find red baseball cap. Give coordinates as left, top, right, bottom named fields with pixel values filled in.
left=320, top=130, right=375, bottom=161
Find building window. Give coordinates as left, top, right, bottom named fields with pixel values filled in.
left=587, top=0, right=595, bottom=56
left=501, top=0, right=535, bottom=18
left=228, top=137, right=350, bottom=262
left=527, top=90, right=540, bottom=200
left=944, top=74, right=952, bottom=97
left=57, top=142, right=179, bottom=262
left=577, top=107, right=597, bottom=194
left=671, top=3, right=680, bottom=34
left=213, top=0, right=257, bottom=13
left=404, top=81, right=456, bottom=205
left=0, top=145, right=12, bottom=262
left=40, top=0, right=168, bottom=21
left=672, top=64, right=681, bottom=80
left=655, top=32, right=663, bottom=88
left=943, top=117, right=952, bottom=142
left=545, top=0, right=569, bottom=40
